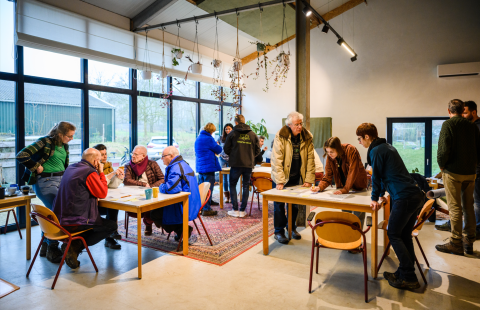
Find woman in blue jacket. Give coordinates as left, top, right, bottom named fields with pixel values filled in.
left=194, top=123, right=223, bottom=216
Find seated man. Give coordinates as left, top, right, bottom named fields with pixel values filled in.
left=93, top=143, right=124, bottom=249
left=53, top=148, right=117, bottom=269
left=150, top=146, right=201, bottom=241
left=124, top=145, right=165, bottom=236
left=255, top=135, right=268, bottom=165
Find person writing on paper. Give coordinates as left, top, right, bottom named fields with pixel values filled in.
left=53, top=148, right=117, bottom=269
left=93, top=144, right=124, bottom=249
left=150, top=146, right=201, bottom=242
left=271, top=111, right=315, bottom=245
left=356, top=123, right=424, bottom=290
left=311, top=137, right=367, bottom=228
left=124, top=145, right=165, bottom=236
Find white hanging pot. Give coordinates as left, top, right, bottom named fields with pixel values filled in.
left=141, top=71, right=152, bottom=80
left=191, top=63, right=203, bottom=74
left=212, top=59, right=222, bottom=68
left=174, top=50, right=183, bottom=59
left=277, top=53, right=290, bottom=67
left=233, top=61, right=242, bottom=71
left=159, top=69, right=168, bottom=78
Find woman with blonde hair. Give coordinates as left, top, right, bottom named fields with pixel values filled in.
left=16, top=121, right=77, bottom=263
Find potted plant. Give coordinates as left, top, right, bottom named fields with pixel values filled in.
left=277, top=51, right=290, bottom=66
left=246, top=119, right=269, bottom=139
left=141, top=70, right=152, bottom=80
left=172, top=48, right=184, bottom=67
left=185, top=55, right=203, bottom=76
left=233, top=59, right=242, bottom=71
left=212, top=59, right=222, bottom=68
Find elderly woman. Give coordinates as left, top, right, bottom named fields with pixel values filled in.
left=124, top=145, right=165, bottom=235
left=217, top=123, right=234, bottom=203
left=195, top=123, right=223, bottom=216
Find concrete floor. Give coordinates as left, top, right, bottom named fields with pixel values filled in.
left=1, top=207, right=480, bottom=310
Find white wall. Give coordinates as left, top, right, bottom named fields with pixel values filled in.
left=242, top=0, right=480, bottom=162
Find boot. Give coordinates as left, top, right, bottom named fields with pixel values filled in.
left=145, top=223, right=153, bottom=236
left=61, top=240, right=83, bottom=269
left=435, top=239, right=464, bottom=256
left=224, top=191, right=231, bottom=203
left=46, top=244, right=63, bottom=263
left=40, top=242, right=48, bottom=257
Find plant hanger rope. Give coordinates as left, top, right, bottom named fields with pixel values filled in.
left=175, top=21, right=181, bottom=50
left=281, top=3, right=290, bottom=53
left=193, top=18, right=200, bottom=62
left=142, top=31, right=151, bottom=72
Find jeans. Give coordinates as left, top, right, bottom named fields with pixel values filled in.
left=473, top=176, right=480, bottom=234
left=443, top=170, right=476, bottom=242
left=63, top=218, right=117, bottom=247
left=273, top=179, right=300, bottom=234
left=342, top=210, right=366, bottom=228
left=387, top=192, right=424, bottom=282
left=98, top=207, right=119, bottom=229
left=33, top=175, right=62, bottom=246
left=198, top=173, right=215, bottom=211
left=219, top=157, right=230, bottom=192
left=150, top=208, right=184, bottom=236
left=230, top=167, right=252, bottom=211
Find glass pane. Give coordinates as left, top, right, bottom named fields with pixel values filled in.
left=0, top=0, right=14, bottom=73
left=88, top=60, right=129, bottom=89
left=173, top=100, right=197, bottom=171
left=200, top=83, right=220, bottom=101
left=24, top=47, right=81, bottom=82
left=172, top=78, right=196, bottom=98
left=138, top=96, right=168, bottom=162
left=223, top=106, right=238, bottom=126
left=432, top=120, right=446, bottom=177
left=201, top=103, right=220, bottom=140
left=392, top=122, right=425, bottom=175
left=223, top=88, right=235, bottom=103
left=138, top=73, right=168, bottom=94
left=89, top=91, right=130, bottom=167
left=0, top=80, right=16, bottom=188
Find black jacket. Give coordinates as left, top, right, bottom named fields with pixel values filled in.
left=255, top=150, right=265, bottom=164
left=224, top=123, right=261, bottom=168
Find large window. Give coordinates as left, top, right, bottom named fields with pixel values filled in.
left=200, top=83, right=220, bottom=100
left=172, top=78, right=196, bottom=97
left=0, top=0, right=14, bottom=73
left=138, top=73, right=167, bottom=94
left=138, top=96, right=168, bottom=162
left=24, top=48, right=81, bottom=82
left=0, top=80, right=16, bottom=185
left=201, top=103, right=220, bottom=140
left=173, top=100, right=197, bottom=171
left=223, top=106, right=238, bottom=126
left=88, top=60, right=129, bottom=89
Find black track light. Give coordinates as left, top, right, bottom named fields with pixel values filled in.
left=302, top=6, right=312, bottom=17
left=337, top=38, right=356, bottom=58
left=350, top=56, right=357, bottom=62
left=321, top=24, right=329, bottom=34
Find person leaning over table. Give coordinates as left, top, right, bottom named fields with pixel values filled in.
left=53, top=148, right=117, bottom=269
left=150, top=146, right=202, bottom=242
left=311, top=137, right=368, bottom=229
left=356, top=122, right=424, bottom=291
left=16, top=121, right=76, bottom=264
left=195, top=122, right=223, bottom=216
left=93, top=144, right=124, bottom=250
left=217, top=123, right=234, bottom=203
left=271, top=111, right=315, bottom=245
left=124, top=145, right=165, bottom=236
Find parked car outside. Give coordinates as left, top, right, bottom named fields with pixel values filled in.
left=147, top=136, right=180, bottom=160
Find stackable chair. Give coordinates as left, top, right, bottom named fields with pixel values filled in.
left=26, top=204, right=98, bottom=289
left=0, top=207, right=22, bottom=239
left=260, top=163, right=271, bottom=167
left=167, top=182, right=213, bottom=251
left=249, top=172, right=272, bottom=216
left=377, top=199, right=435, bottom=284
left=307, top=211, right=373, bottom=303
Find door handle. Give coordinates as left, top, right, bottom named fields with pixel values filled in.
left=427, top=159, right=429, bottom=165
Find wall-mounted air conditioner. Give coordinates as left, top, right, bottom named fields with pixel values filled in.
left=437, top=62, right=480, bottom=78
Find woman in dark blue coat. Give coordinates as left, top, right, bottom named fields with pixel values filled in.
left=194, top=123, right=222, bottom=216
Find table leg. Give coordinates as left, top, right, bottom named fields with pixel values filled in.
left=371, top=209, right=378, bottom=279
left=239, top=175, right=242, bottom=202
left=219, top=172, right=224, bottom=209
left=26, top=200, right=31, bottom=260
left=384, top=197, right=391, bottom=255
left=183, top=196, right=189, bottom=256
left=263, top=197, right=270, bottom=255
left=288, top=203, right=292, bottom=240
left=137, top=211, right=142, bottom=279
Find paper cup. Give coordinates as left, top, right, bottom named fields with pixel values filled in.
left=145, top=188, right=153, bottom=200
left=152, top=187, right=159, bottom=198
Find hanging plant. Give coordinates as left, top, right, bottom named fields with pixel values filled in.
left=248, top=9, right=272, bottom=92
left=141, top=31, right=152, bottom=80
left=271, top=3, right=291, bottom=88
left=172, top=24, right=183, bottom=67
left=159, top=27, right=172, bottom=106
left=211, top=17, right=224, bottom=102
left=228, top=13, right=246, bottom=106
left=184, top=20, right=203, bottom=81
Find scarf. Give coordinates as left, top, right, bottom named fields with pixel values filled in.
left=367, top=138, right=387, bottom=166
left=130, top=156, right=149, bottom=177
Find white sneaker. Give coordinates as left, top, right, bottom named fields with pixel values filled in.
left=227, top=210, right=240, bottom=217
left=238, top=211, right=246, bottom=218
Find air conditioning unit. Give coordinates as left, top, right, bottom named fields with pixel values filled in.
left=437, top=62, right=480, bottom=78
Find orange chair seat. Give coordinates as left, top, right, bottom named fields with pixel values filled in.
left=44, top=228, right=92, bottom=241
left=317, top=236, right=362, bottom=251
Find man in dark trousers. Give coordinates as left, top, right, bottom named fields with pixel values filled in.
left=224, top=114, right=261, bottom=218
left=437, top=99, right=480, bottom=257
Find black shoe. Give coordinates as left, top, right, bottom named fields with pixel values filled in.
left=210, top=200, right=219, bottom=206
left=388, top=277, right=420, bottom=290
left=436, top=239, right=464, bottom=256
left=40, top=242, right=48, bottom=257
left=202, top=210, right=218, bottom=216
left=105, top=237, right=121, bottom=250
left=110, top=231, right=122, bottom=240
left=274, top=232, right=289, bottom=244
left=348, top=247, right=362, bottom=254
left=174, top=226, right=193, bottom=242
left=435, top=220, right=451, bottom=232
left=62, top=240, right=83, bottom=269
left=383, top=271, right=399, bottom=282
left=46, top=244, right=63, bottom=263
left=291, top=229, right=302, bottom=240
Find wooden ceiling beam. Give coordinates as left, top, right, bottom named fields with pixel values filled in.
left=185, top=0, right=205, bottom=5
left=241, top=0, right=365, bottom=65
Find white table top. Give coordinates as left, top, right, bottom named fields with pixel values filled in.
left=99, top=186, right=190, bottom=208
left=221, top=166, right=272, bottom=174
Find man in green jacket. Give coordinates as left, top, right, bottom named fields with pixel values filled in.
left=436, top=99, right=480, bottom=257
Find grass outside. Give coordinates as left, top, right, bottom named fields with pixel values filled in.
left=392, top=142, right=439, bottom=177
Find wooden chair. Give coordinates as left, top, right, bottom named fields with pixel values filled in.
left=307, top=211, right=372, bottom=303
left=260, top=163, right=271, bottom=167
left=167, top=182, right=214, bottom=251
left=377, top=199, right=435, bottom=284
left=0, top=208, right=22, bottom=239
left=249, top=172, right=272, bottom=216
left=26, top=204, right=98, bottom=289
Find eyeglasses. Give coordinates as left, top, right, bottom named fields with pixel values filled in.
left=65, top=134, right=74, bottom=139
left=161, top=154, right=172, bottom=159
left=292, top=123, right=303, bottom=128
left=131, top=153, right=144, bottom=157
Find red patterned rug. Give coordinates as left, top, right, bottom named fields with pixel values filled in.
left=117, top=194, right=275, bottom=265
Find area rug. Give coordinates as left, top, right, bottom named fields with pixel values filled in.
left=117, top=194, right=276, bottom=266
left=0, top=278, right=20, bottom=299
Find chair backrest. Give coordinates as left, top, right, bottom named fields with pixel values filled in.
left=31, top=204, right=63, bottom=238
left=198, top=182, right=211, bottom=206
left=260, top=163, right=271, bottom=167
left=251, top=172, right=272, bottom=193
left=415, top=199, right=435, bottom=231
left=313, top=211, right=362, bottom=249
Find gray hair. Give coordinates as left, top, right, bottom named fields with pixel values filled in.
left=133, top=145, right=147, bottom=155
left=285, top=111, right=304, bottom=126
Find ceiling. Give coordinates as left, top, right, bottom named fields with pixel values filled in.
left=80, top=0, right=346, bottom=58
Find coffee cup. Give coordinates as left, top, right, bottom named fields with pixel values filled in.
left=21, top=185, right=30, bottom=195
left=145, top=188, right=153, bottom=200
left=152, top=187, right=159, bottom=198
left=10, top=183, right=19, bottom=190
left=0, top=187, right=5, bottom=199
